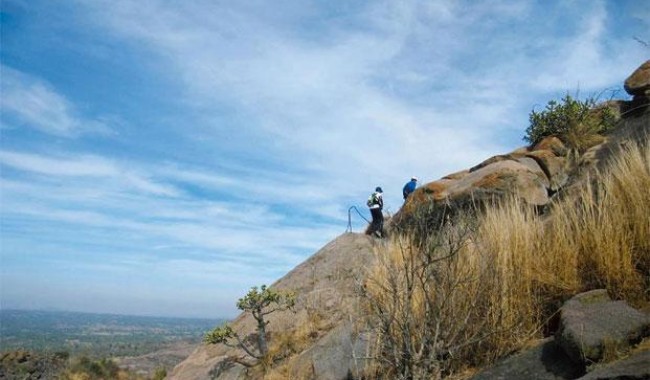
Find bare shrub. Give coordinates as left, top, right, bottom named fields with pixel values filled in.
left=364, top=210, right=533, bottom=379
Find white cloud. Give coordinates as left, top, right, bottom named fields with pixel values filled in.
left=0, top=150, right=118, bottom=177
left=528, top=2, right=646, bottom=93
left=67, top=1, right=537, bottom=187
left=0, top=150, right=179, bottom=196
left=0, top=65, right=113, bottom=136
left=77, top=1, right=479, bottom=159
left=0, top=149, right=341, bottom=262
left=73, top=0, right=645, bottom=210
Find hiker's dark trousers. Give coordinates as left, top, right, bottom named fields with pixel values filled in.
left=370, top=208, right=384, bottom=236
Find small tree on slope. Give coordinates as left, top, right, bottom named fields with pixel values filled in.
left=204, top=285, right=296, bottom=367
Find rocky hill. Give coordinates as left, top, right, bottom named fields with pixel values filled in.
left=170, top=61, right=650, bottom=380
left=170, top=232, right=376, bottom=379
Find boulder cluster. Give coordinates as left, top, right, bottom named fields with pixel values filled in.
left=472, top=290, right=650, bottom=380
left=404, top=134, right=568, bottom=209
left=393, top=60, right=650, bottom=230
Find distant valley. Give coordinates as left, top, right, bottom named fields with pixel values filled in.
left=0, top=309, right=225, bottom=376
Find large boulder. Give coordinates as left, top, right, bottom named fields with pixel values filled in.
left=404, top=156, right=551, bottom=211
left=624, top=60, right=650, bottom=116
left=525, top=150, right=569, bottom=192
left=555, top=290, right=650, bottom=365
left=471, top=289, right=650, bottom=380
left=456, top=159, right=549, bottom=205
left=577, top=348, right=650, bottom=380
left=391, top=156, right=552, bottom=235
left=470, top=338, right=584, bottom=380
left=624, top=60, right=650, bottom=97
left=393, top=135, right=574, bottom=231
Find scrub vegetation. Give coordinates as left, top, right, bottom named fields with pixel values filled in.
left=524, top=94, right=618, bottom=153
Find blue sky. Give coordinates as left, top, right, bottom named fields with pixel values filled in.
left=1, top=0, right=648, bottom=319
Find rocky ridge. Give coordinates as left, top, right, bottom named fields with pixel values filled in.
left=171, top=61, right=650, bottom=379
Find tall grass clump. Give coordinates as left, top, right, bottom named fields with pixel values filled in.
left=364, top=136, right=649, bottom=379
left=543, top=137, right=650, bottom=303
left=364, top=207, right=542, bottom=379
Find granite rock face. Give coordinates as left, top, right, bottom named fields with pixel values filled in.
left=169, top=233, right=376, bottom=380
left=395, top=135, right=570, bottom=228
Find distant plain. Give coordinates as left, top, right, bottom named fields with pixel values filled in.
left=0, top=309, right=223, bottom=358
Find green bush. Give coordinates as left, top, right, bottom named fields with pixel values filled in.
left=152, top=367, right=167, bottom=380
left=524, top=94, right=617, bottom=151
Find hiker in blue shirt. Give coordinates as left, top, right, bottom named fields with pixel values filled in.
left=402, top=177, right=418, bottom=200
left=367, top=187, right=384, bottom=237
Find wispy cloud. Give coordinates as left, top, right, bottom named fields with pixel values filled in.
left=528, top=2, right=638, bottom=92
left=0, top=150, right=118, bottom=177
left=80, top=1, right=507, bottom=163
left=0, top=65, right=113, bottom=137
left=78, top=0, right=645, bottom=189
left=0, top=149, right=341, bottom=262
left=0, top=150, right=179, bottom=196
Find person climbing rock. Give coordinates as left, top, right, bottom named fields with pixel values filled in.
left=367, top=186, right=384, bottom=237
left=402, top=177, right=418, bottom=200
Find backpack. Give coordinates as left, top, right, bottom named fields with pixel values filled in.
left=367, top=193, right=377, bottom=207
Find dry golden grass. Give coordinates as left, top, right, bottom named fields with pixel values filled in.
left=542, top=138, right=650, bottom=304
left=562, top=118, right=607, bottom=154
left=364, top=220, right=518, bottom=379
left=365, top=136, right=650, bottom=379
left=634, top=337, right=650, bottom=352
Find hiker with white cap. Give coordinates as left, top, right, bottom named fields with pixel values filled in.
left=402, top=177, right=418, bottom=200
left=367, top=186, right=384, bottom=237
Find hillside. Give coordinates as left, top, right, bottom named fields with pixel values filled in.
left=171, top=61, right=650, bottom=380
left=170, top=232, right=376, bottom=379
